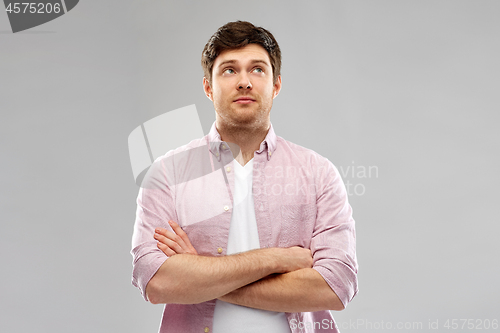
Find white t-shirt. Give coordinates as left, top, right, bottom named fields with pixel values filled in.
left=212, top=158, right=291, bottom=333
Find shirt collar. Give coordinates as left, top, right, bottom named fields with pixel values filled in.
left=207, top=121, right=277, bottom=161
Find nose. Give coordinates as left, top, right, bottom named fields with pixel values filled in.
left=237, top=73, right=252, bottom=90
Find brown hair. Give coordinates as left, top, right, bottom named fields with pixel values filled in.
left=201, top=21, right=282, bottom=85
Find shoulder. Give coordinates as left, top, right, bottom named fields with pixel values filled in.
left=148, top=134, right=211, bottom=173
left=275, top=136, right=333, bottom=168
left=160, top=136, right=209, bottom=160
left=274, top=136, right=342, bottom=189
left=143, top=135, right=210, bottom=188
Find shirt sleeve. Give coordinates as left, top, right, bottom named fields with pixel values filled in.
left=310, top=158, right=358, bottom=308
left=130, top=157, right=177, bottom=302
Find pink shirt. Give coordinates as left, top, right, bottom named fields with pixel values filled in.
left=131, top=122, right=358, bottom=333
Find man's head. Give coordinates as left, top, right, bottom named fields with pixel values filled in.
left=201, top=21, right=281, bottom=86
left=202, top=21, right=282, bottom=133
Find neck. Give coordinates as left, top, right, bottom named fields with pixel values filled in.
left=216, top=119, right=270, bottom=166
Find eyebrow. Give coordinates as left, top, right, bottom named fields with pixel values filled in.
left=217, top=59, right=270, bottom=68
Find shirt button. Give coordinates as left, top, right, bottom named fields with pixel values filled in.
left=226, top=166, right=231, bottom=173
left=222, top=145, right=227, bottom=150
left=215, top=152, right=219, bottom=157
left=217, top=247, right=223, bottom=254
left=204, top=327, right=210, bottom=333
left=268, top=151, right=272, bottom=156
left=224, top=205, right=229, bottom=211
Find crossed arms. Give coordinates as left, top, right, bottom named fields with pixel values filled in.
left=134, top=155, right=358, bottom=312
left=145, top=220, right=345, bottom=312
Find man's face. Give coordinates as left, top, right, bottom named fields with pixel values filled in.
left=203, top=44, right=281, bottom=129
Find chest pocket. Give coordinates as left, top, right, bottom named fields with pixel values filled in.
left=278, top=203, right=316, bottom=248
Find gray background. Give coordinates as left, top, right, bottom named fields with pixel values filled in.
left=1, top=1, right=499, bottom=332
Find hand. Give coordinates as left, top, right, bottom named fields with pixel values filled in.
left=154, top=220, right=198, bottom=256
left=276, top=246, right=313, bottom=273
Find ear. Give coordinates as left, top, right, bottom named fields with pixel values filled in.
left=273, top=75, right=282, bottom=99
left=203, top=77, right=213, bottom=101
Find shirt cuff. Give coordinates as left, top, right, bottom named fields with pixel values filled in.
left=313, top=263, right=358, bottom=309
left=132, top=248, right=169, bottom=302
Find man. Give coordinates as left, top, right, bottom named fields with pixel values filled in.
left=131, top=21, right=358, bottom=333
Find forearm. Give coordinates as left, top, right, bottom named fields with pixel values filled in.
left=146, top=248, right=283, bottom=304
left=218, top=268, right=344, bottom=312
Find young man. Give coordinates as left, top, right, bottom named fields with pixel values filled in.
left=131, top=21, right=358, bottom=333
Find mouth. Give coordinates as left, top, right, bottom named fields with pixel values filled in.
left=234, top=97, right=256, bottom=104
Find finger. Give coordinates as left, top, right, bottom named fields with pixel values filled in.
left=155, top=227, right=169, bottom=236
left=154, top=232, right=184, bottom=254
left=168, top=220, right=186, bottom=236
left=155, top=227, right=189, bottom=250
left=163, top=222, right=191, bottom=251
left=156, top=222, right=197, bottom=255
left=156, top=227, right=185, bottom=247
left=157, top=242, right=176, bottom=256
left=168, top=220, right=193, bottom=247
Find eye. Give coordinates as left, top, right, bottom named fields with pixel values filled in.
left=223, top=68, right=235, bottom=74
left=253, top=67, right=263, bottom=73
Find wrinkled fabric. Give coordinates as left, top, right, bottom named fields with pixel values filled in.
left=131, top=122, right=358, bottom=333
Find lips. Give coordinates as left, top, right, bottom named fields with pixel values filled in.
left=234, top=97, right=256, bottom=104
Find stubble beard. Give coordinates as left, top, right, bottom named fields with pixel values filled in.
left=215, top=97, right=273, bottom=137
